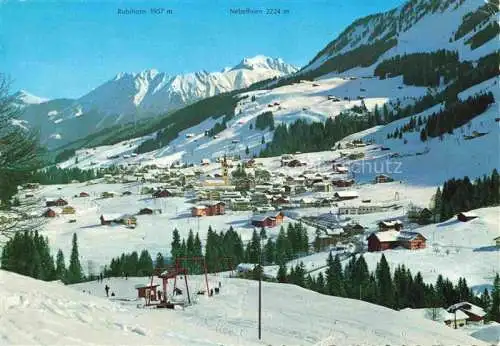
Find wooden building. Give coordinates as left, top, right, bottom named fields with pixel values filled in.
left=447, top=302, right=486, bottom=325
left=457, top=212, right=478, bottom=222
left=135, top=284, right=160, bottom=301
left=367, top=231, right=426, bottom=252
left=46, top=198, right=68, bottom=207
left=79, top=192, right=90, bottom=197
left=250, top=211, right=284, bottom=228
left=62, top=206, right=76, bottom=214
left=42, top=208, right=56, bottom=218
left=191, top=201, right=225, bottom=217
left=378, top=220, right=404, bottom=231
left=138, top=208, right=154, bottom=215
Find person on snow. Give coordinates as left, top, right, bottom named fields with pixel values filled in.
left=105, top=284, right=110, bottom=297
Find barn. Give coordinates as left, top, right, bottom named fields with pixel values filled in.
left=457, top=212, right=478, bottom=222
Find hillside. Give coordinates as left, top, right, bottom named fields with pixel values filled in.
left=0, top=270, right=488, bottom=346
left=55, top=0, right=499, bottom=170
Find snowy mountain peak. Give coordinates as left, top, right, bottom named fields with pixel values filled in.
left=13, top=90, right=49, bottom=105
left=232, top=55, right=298, bottom=74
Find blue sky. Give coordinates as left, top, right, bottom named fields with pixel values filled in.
left=0, top=0, right=404, bottom=99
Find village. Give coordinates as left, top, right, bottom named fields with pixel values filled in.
left=20, top=138, right=498, bottom=280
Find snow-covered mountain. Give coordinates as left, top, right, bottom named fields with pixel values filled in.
left=18, top=55, right=297, bottom=148
left=12, top=90, right=48, bottom=105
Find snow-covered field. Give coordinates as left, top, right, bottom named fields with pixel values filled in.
left=0, top=269, right=490, bottom=346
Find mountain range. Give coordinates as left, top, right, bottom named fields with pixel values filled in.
left=16, top=55, right=297, bottom=148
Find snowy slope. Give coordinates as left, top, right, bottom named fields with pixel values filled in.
left=361, top=206, right=500, bottom=290
left=19, top=56, right=297, bottom=148
left=12, top=90, right=49, bottom=105
left=302, top=0, right=498, bottom=77
left=0, top=270, right=488, bottom=346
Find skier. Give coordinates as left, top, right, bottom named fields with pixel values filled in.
left=105, top=284, right=110, bottom=297
left=218, top=281, right=221, bottom=288
left=125, top=272, right=128, bottom=280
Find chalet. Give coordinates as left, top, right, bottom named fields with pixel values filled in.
left=100, top=214, right=123, bottom=225
left=343, top=223, right=365, bottom=233
left=378, top=220, right=403, bottom=231
left=191, top=201, right=225, bottom=217
left=79, top=192, right=90, bottom=197
left=407, top=207, right=433, bottom=224
left=331, top=178, right=354, bottom=187
left=271, top=196, right=290, bottom=205
left=45, top=198, right=68, bottom=207
left=62, top=206, right=76, bottom=215
left=400, top=308, right=468, bottom=329
left=457, top=212, right=478, bottom=222
left=230, top=197, right=252, bottom=211
left=367, top=231, right=426, bottom=252
left=374, top=174, right=394, bottom=183
left=42, top=208, right=56, bottom=218
left=447, top=302, right=486, bottom=325
left=333, top=191, right=359, bottom=201
left=251, top=211, right=284, bottom=228
left=152, top=189, right=173, bottom=198
left=138, top=208, right=153, bottom=215
left=317, top=235, right=337, bottom=250
left=101, top=191, right=116, bottom=199
left=220, top=191, right=242, bottom=203
left=312, top=182, right=333, bottom=193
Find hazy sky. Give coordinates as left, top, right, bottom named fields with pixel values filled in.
left=1, top=0, right=404, bottom=99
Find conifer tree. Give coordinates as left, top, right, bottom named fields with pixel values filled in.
left=488, top=273, right=500, bottom=322
left=376, top=254, right=394, bottom=308
left=325, top=253, right=345, bottom=296
left=67, top=233, right=84, bottom=284
left=155, top=252, right=165, bottom=270
left=55, top=249, right=66, bottom=282
left=316, top=272, right=325, bottom=294
left=171, top=228, right=181, bottom=261
left=277, top=263, right=287, bottom=283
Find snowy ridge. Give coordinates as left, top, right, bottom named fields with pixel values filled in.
left=302, top=0, right=496, bottom=77
left=12, top=90, right=49, bottom=105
